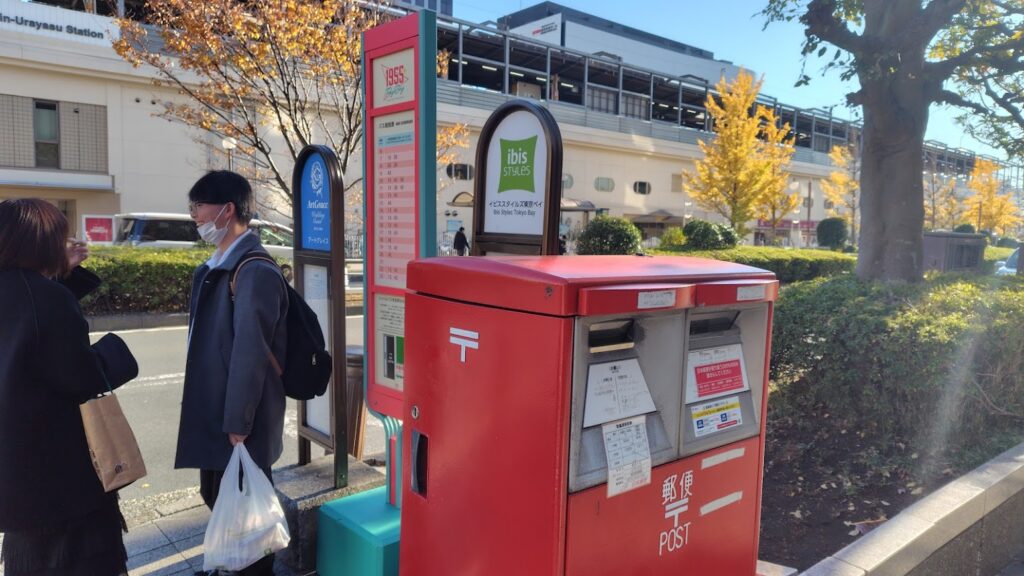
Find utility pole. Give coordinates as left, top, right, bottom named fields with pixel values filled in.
left=805, top=180, right=813, bottom=247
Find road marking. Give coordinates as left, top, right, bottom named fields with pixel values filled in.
left=119, top=373, right=184, bottom=390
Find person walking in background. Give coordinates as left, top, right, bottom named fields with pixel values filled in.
left=454, top=226, right=470, bottom=256
left=0, top=198, right=139, bottom=576
left=175, top=171, right=288, bottom=576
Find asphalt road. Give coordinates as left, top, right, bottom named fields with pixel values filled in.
left=90, top=315, right=383, bottom=503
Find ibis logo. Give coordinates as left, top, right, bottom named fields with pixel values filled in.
left=497, top=136, right=537, bottom=193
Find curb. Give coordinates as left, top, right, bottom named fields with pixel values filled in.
left=87, top=313, right=189, bottom=332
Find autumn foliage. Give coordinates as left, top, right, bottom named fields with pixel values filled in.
left=684, top=70, right=795, bottom=238
left=114, top=0, right=467, bottom=222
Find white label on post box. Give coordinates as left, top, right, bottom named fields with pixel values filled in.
left=584, top=358, right=657, bottom=428
left=686, top=343, right=749, bottom=403
left=603, top=415, right=651, bottom=497
left=638, top=290, right=676, bottom=309
left=690, top=396, right=743, bottom=438
left=736, top=284, right=766, bottom=301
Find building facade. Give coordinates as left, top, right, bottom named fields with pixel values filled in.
left=0, top=0, right=1007, bottom=246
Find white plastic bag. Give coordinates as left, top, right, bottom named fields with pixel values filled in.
left=203, top=444, right=291, bottom=571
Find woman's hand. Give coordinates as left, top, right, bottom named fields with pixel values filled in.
left=66, top=238, right=89, bottom=269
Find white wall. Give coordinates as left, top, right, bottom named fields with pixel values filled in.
left=563, top=21, right=748, bottom=84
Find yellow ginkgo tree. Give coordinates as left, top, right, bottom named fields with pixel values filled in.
left=923, top=174, right=961, bottom=230
left=754, top=115, right=798, bottom=245
left=684, top=70, right=792, bottom=238
left=821, top=143, right=860, bottom=243
left=964, top=158, right=1020, bottom=236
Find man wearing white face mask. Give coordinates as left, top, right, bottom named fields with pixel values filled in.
left=175, top=171, right=288, bottom=576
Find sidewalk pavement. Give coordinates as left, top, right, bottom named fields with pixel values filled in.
left=0, top=499, right=1020, bottom=575
left=123, top=494, right=313, bottom=576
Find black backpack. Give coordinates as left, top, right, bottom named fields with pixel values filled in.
left=230, top=254, right=332, bottom=400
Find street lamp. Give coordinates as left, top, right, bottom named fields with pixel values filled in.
left=221, top=137, right=238, bottom=171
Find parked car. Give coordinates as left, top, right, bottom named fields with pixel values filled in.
left=995, top=248, right=1018, bottom=276
left=114, top=212, right=295, bottom=280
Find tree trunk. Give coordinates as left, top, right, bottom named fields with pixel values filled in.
left=856, top=78, right=929, bottom=282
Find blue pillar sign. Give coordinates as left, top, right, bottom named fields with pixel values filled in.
left=292, top=145, right=348, bottom=488
left=301, top=152, right=331, bottom=252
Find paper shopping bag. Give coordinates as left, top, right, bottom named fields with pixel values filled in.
left=79, top=393, right=147, bottom=492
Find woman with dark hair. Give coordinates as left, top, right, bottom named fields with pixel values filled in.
left=0, top=198, right=139, bottom=576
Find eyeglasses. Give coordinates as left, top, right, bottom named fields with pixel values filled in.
left=188, top=201, right=224, bottom=214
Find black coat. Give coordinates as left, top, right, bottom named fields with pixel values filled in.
left=174, top=233, right=288, bottom=472
left=0, top=268, right=133, bottom=531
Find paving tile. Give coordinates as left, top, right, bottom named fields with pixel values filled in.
left=126, top=542, right=191, bottom=576
left=170, top=532, right=206, bottom=571
left=153, top=505, right=210, bottom=544
left=125, top=522, right=172, bottom=558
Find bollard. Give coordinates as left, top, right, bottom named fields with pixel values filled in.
left=345, top=345, right=367, bottom=459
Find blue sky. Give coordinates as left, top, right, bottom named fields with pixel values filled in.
left=452, top=0, right=1003, bottom=159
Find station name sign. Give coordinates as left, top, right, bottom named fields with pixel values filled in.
left=0, top=12, right=104, bottom=39
left=0, top=0, right=118, bottom=45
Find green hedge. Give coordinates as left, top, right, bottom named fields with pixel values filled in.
left=770, top=273, right=1024, bottom=472
left=650, top=246, right=855, bottom=283
left=79, top=247, right=212, bottom=316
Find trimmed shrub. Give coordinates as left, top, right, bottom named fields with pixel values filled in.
left=78, top=247, right=289, bottom=316
left=576, top=216, right=642, bottom=255
left=718, top=225, right=739, bottom=248
left=658, top=227, right=686, bottom=250
left=79, top=247, right=212, bottom=315
left=816, top=217, right=848, bottom=250
left=954, top=223, right=976, bottom=233
left=770, top=274, right=1024, bottom=471
left=682, top=219, right=739, bottom=250
left=996, top=237, right=1020, bottom=249
left=649, top=246, right=855, bottom=283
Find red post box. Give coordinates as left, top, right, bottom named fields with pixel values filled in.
left=401, top=255, right=779, bottom=575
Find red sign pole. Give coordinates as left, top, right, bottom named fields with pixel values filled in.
left=363, top=9, right=436, bottom=506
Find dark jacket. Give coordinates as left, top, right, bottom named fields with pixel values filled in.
left=175, top=232, right=288, bottom=472
left=453, top=230, right=469, bottom=251
left=0, top=268, right=133, bottom=531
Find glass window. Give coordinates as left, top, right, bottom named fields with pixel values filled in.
left=446, top=163, right=474, bottom=180
left=259, top=225, right=294, bottom=247
left=671, top=173, right=684, bottom=193
left=562, top=173, right=574, bottom=190
left=34, top=101, right=59, bottom=169
left=633, top=181, right=652, bottom=195
left=595, top=177, right=615, bottom=192
left=140, top=220, right=199, bottom=242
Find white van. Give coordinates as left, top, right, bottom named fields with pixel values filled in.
left=114, top=213, right=295, bottom=279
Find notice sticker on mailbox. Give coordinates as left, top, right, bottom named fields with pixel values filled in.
left=603, top=415, right=651, bottom=497
left=584, top=358, right=657, bottom=428
left=690, top=396, right=743, bottom=438
left=686, top=343, right=749, bottom=403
